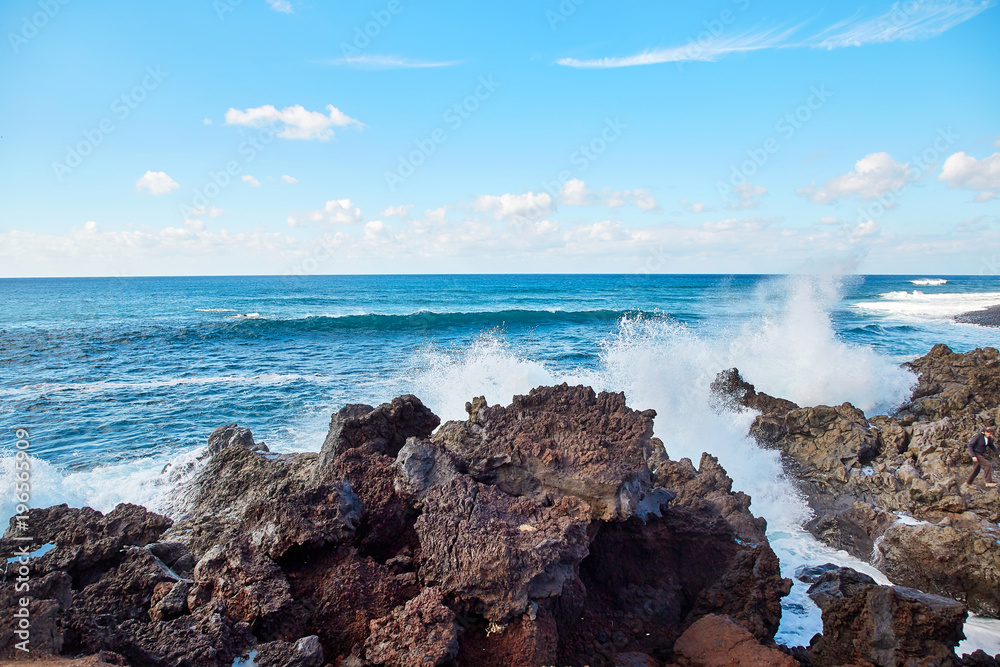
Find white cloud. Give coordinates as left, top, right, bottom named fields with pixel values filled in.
left=242, top=175, right=262, bottom=188
left=631, top=189, right=660, bottom=212
left=474, top=192, right=555, bottom=220
left=797, top=152, right=912, bottom=204
left=0, top=224, right=299, bottom=277
left=288, top=198, right=364, bottom=227
left=424, top=207, right=448, bottom=224
left=281, top=175, right=298, bottom=185
left=727, top=182, right=768, bottom=210
left=851, top=220, right=880, bottom=239
left=938, top=151, right=1000, bottom=201
left=225, top=104, right=363, bottom=141
left=267, top=0, right=293, bottom=12
left=819, top=216, right=841, bottom=225
left=560, top=179, right=590, bottom=206
left=135, top=171, right=179, bottom=196
left=382, top=205, right=414, bottom=218
left=328, top=55, right=460, bottom=69
left=995, top=135, right=1000, bottom=149
left=558, top=179, right=661, bottom=211
left=203, top=118, right=212, bottom=125
left=557, top=1, right=993, bottom=68
left=5, top=209, right=998, bottom=276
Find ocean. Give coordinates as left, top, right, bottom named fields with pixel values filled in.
left=2, top=273, right=1000, bottom=650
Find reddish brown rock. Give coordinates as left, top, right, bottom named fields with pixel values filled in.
left=364, top=587, right=458, bottom=667
left=673, top=614, right=796, bottom=667
left=187, top=539, right=302, bottom=641
left=455, top=607, right=560, bottom=667
left=416, top=475, right=591, bottom=622
left=324, top=442, right=419, bottom=562
left=1, top=386, right=795, bottom=667
left=283, top=546, right=417, bottom=661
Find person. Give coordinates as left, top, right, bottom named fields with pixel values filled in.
left=966, top=425, right=997, bottom=487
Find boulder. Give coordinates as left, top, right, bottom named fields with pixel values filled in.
left=672, top=614, right=796, bottom=667
left=806, top=566, right=967, bottom=667
left=111, top=605, right=255, bottom=667
left=207, top=423, right=268, bottom=456
left=876, top=513, right=1000, bottom=617
left=324, top=441, right=419, bottom=562
left=750, top=402, right=881, bottom=497
left=164, top=447, right=359, bottom=559
left=431, top=384, right=662, bottom=521
left=282, top=545, right=417, bottom=661
left=1, top=387, right=793, bottom=666
left=315, top=394, right=441, bottom=469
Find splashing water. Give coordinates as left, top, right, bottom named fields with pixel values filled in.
left=403, top=277, right=992, bottom=650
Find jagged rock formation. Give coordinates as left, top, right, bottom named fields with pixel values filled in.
left=717, top=345, right=1000, bottom=627
left=1, top=386, right=791, bottom=667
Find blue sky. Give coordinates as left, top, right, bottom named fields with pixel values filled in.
left=1, top=0, right=998, bottom=276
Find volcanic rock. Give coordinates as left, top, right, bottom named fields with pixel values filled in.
left=897, top=344, right=1000, bottom=421
left=207, top=423, right=268, bottom=456
left=416, top=474, right=592, bottom=622
left=673, top=613, right=797, bottom=667
left=364, top=587, right=459, bottom=667
left=806, top=566, right=967, bottom=667
left=253, top=635, right=324, bottom=667
left=1, top=384, right=795, bottom=666
left=315, top=394, right=441, bottom=468
left=709, top=368, right=799, bottom=418
left=430, top=384, right=662, bottom=521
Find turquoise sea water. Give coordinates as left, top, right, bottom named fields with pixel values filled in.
left=2, top=273, right=999, bottom=649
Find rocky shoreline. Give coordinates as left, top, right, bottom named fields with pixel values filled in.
left=956, top=306, right=1000, bottom=328
left=2, top=345, right=1000, bottom=666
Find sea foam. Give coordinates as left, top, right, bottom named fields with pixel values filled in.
left=855, top=290, right=1000, bottom=321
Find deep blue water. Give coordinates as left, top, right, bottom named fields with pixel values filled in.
left=1, top=274, right=997, bottom=470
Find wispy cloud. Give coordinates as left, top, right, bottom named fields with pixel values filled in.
left=326, top=55, right=461, bottom=69
left=804, top=0, right=993, bottom=49
left=557, top=1, right=994, bottom=68
left=557, top=27, right=798, bottom=68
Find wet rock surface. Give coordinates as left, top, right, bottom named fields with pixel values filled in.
left=805, top=566, right=967, bottom=667
left=712, top=349, right=1000, bottom=625
left=1, top=383, right=797, bottom=665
